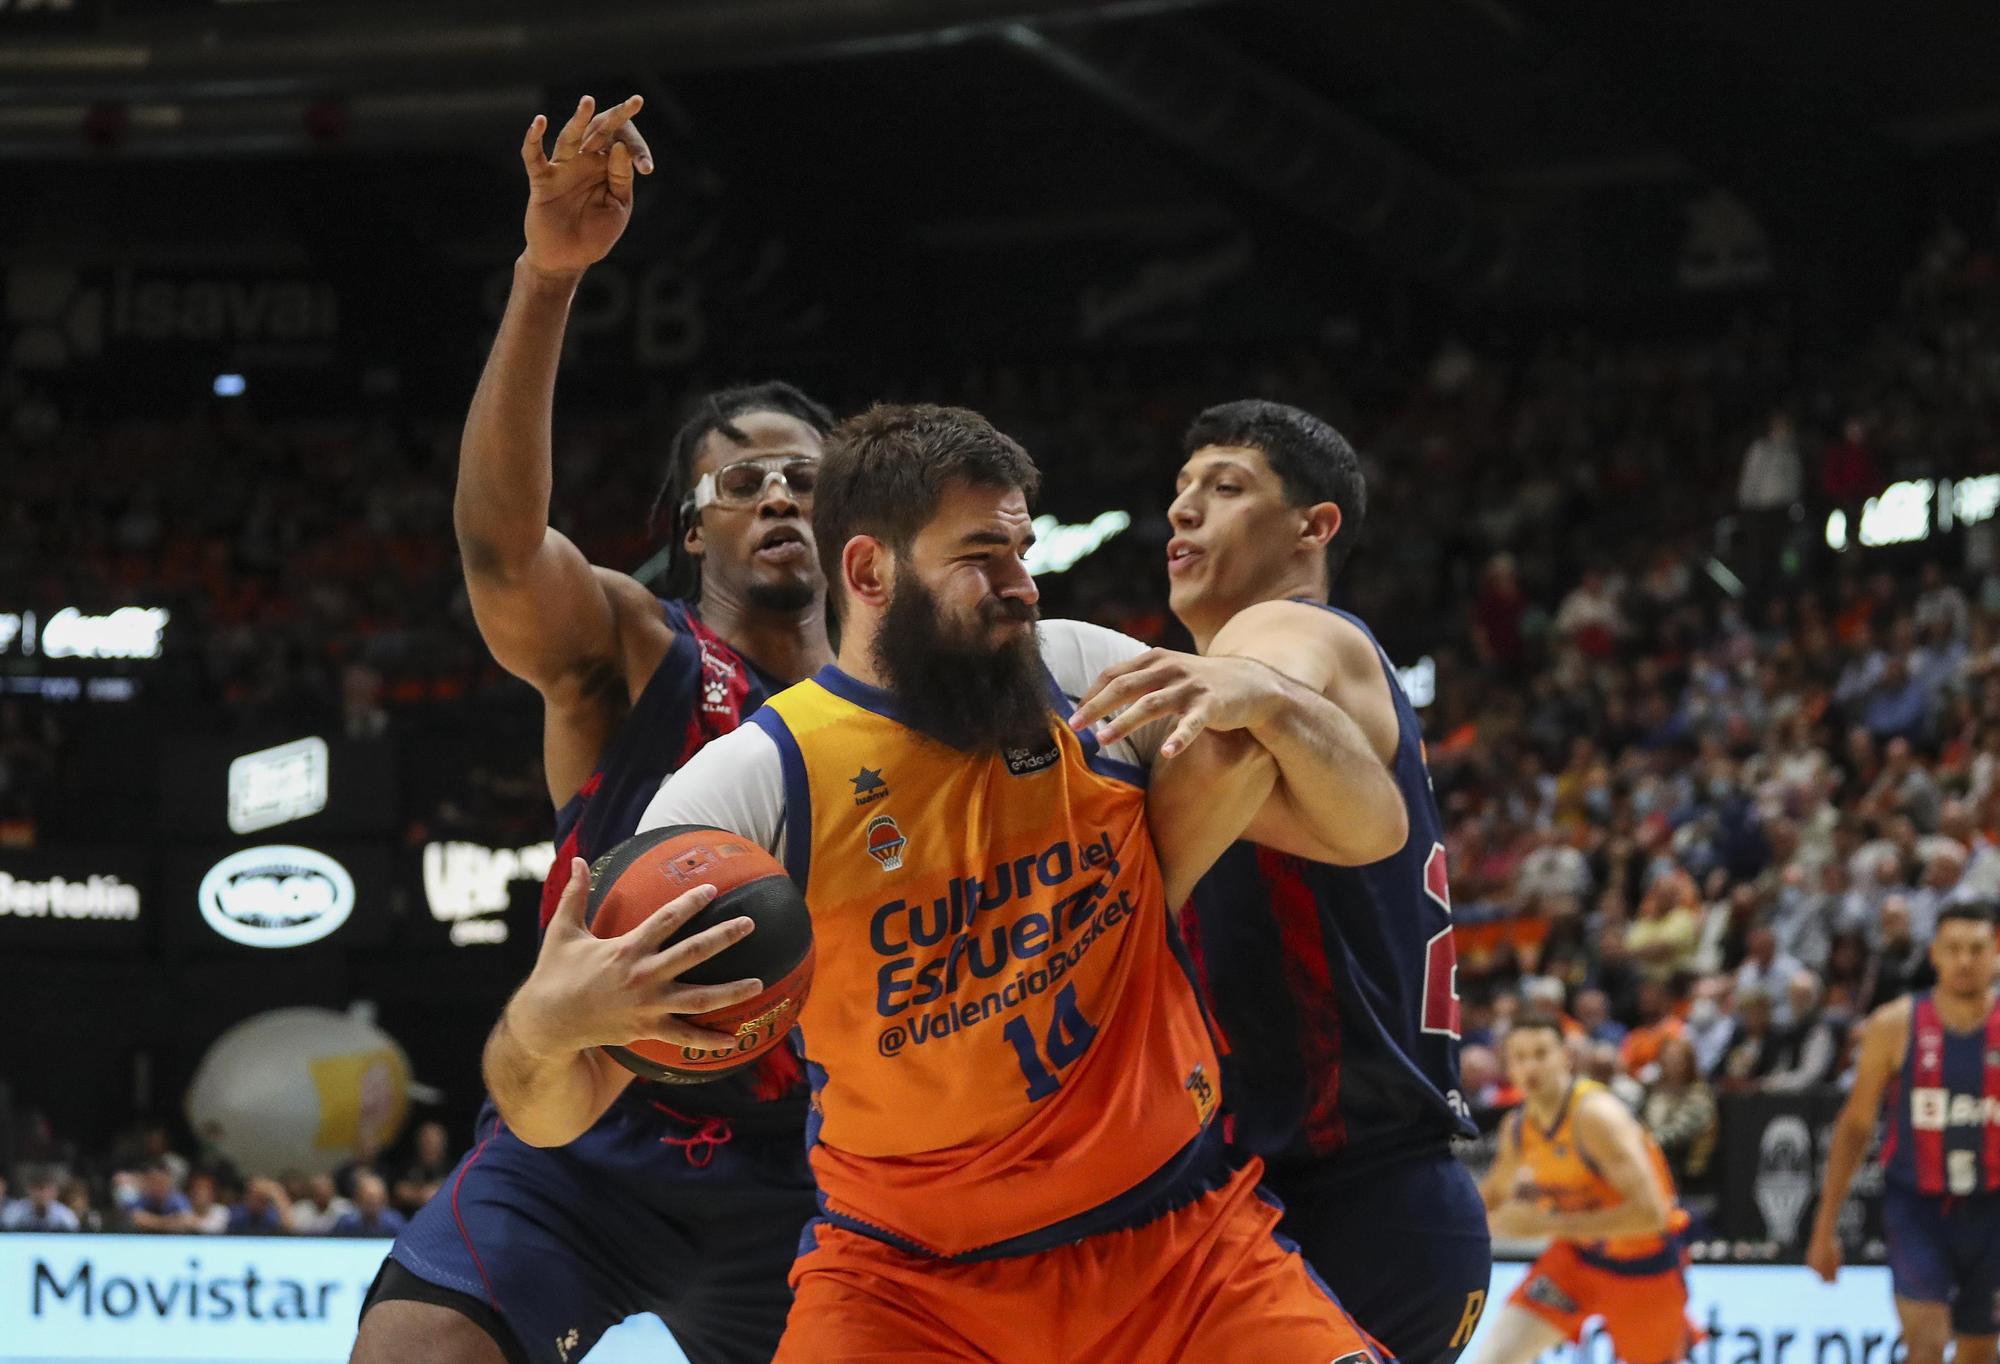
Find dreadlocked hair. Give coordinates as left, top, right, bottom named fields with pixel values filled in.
left=645, top=380, right=835, bottom=598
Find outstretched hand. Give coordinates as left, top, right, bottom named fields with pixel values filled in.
left=520, top=94, right=656, bottom=277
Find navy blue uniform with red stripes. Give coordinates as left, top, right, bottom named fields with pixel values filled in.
left=1879, top=991, right=2000, bottom=1336
left=1182, top=602, right=1492, bottom=1361
left=372, top=600, right=816, bottom=1364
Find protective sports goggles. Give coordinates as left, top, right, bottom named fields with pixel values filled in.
left=688, top=456, right=820, bottom=512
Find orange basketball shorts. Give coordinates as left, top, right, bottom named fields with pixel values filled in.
left=774, top=1157, right=1389, bottom=1363
left=1509, top=1240, right=1697, bottom=1364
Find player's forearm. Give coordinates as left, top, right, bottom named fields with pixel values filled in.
left=454, top=259, right=582, bottom=577
left=1244, top=672, right=1407, bottom=864
left=1150, top=732, right=1278, bottom=908
left=1812, top=1116, right=1872, bottom=1236
left=482, top=1003, right=607, bottom=1149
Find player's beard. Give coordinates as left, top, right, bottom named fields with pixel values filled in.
left=872, top=573, right=1051, bottom=755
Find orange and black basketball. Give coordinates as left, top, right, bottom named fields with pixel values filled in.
left=583, top=824, right=813, bottom=1084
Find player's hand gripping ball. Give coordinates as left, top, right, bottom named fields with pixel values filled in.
left=585, top=825, right=814, bottom=1083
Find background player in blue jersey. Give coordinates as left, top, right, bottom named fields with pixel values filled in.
left=351, top=93, right=832, bottom=1364
left=1810, top=902, right=2000, bottom=1364
left=1072, top=399, right=1492, bottom=1361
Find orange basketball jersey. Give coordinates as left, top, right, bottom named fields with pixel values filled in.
left=749, top=666, right=1222, bottom=1259
left=1510, top=1078, right=1690, bottom=1261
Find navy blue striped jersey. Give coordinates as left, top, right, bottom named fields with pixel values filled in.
left=538, top=598, right=805, bottom=1127
left=1181, top=603, right=1474, bottom=1174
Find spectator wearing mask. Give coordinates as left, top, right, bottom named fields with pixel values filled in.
left=1769, top=861, right=1839, bottom=973
left=392, top=1121, right=453, bottom=1215
left=1, top=1172, right=79, bottom=1232
left=1684, top=976, right=1737, bottom=1077
left=227, top=1177, right=293, bottom=1235
left=1643, top=1036, right=1718, bottom=1191
left=1760, top=971, right=1839, bottom=1093
left=329, top=1172, right=405, bottom=1238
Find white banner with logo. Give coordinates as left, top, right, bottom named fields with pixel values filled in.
left=0, top=1234, right=1899, bottom=1363
left=0, top=1235, right=687, bottom=1363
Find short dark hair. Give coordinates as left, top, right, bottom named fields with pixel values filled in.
left=1182, top=399, right=1366, bottom=587
left=814, top=403, right=1040, bottom=624
left=1939, top=901, right=1998, bottom=932
left=646, top=381, right=834, bottom=597
left=1507, top=1013, right=1567, bottom=1046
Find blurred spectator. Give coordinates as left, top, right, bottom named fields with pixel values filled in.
left=1628, top=871, right=1700, bottom=981
left=2, top=1171, right=79, bottom=1232
left=1759, top=971, right=1839, bottom=1092
left=1459, top=1044, right=1513, bottom=1114
left=184, top=1172, right=229, bottom=1235
left=59, top=1180, right=101, bottom=1233
left=1582, top=1039, right=1645, bottom=1110
left=1735, top=926, right=1805, bottom=1014
left=1684, top=976, right=1737, bottom=1077
left=1717, top=986, right=1780, bottom=1092
left=1573, top=988, right=1626, bottom=1046
left=124, top=1162, right=192, bottom=1232
left=333, top=1133, right=386, bottom=1202
left=1865, top=896, right=1933, bottom=1010
left=1618, top=980, right=1687, bottom=1082
left=393, top=1121, right=454, bottom=1215
left=1471, top=554, right=1527, bottom=675
left=227, top=1177, right=293, bottom=1235
left=1643, top=1037, right=1718, bottom=1190
left=329, top=1172, right=406, bottom=1238
left=1819, top=418, right=1880, bottom=541
left=291, top=1173, right=354, bottom=1235
left=1738, top=409, right=1802, bottom=589
left=1554, top=567, right=1627, bottom=659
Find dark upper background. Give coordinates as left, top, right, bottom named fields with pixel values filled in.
left=5, top=0, right=2000, bottom=1199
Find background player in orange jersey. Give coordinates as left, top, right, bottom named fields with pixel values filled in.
left=1471, top=1016, right=1697, bottom=1364
left=487, top=402, right=1401, bottom=1361
left=1071, top=399, right=1490, bottom=1360
left=1808, top=903, right=2000, bottom=1364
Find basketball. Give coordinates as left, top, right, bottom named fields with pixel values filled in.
left=582, top=824, right=814, bottom=1083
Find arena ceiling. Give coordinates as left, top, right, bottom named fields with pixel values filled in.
left=3, top=0, right=1998, bottom=303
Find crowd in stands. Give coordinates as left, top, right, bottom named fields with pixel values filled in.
left=4, top=218, right=2000, bottom=1217
left=0, top=1116, right=457, bottom=1237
